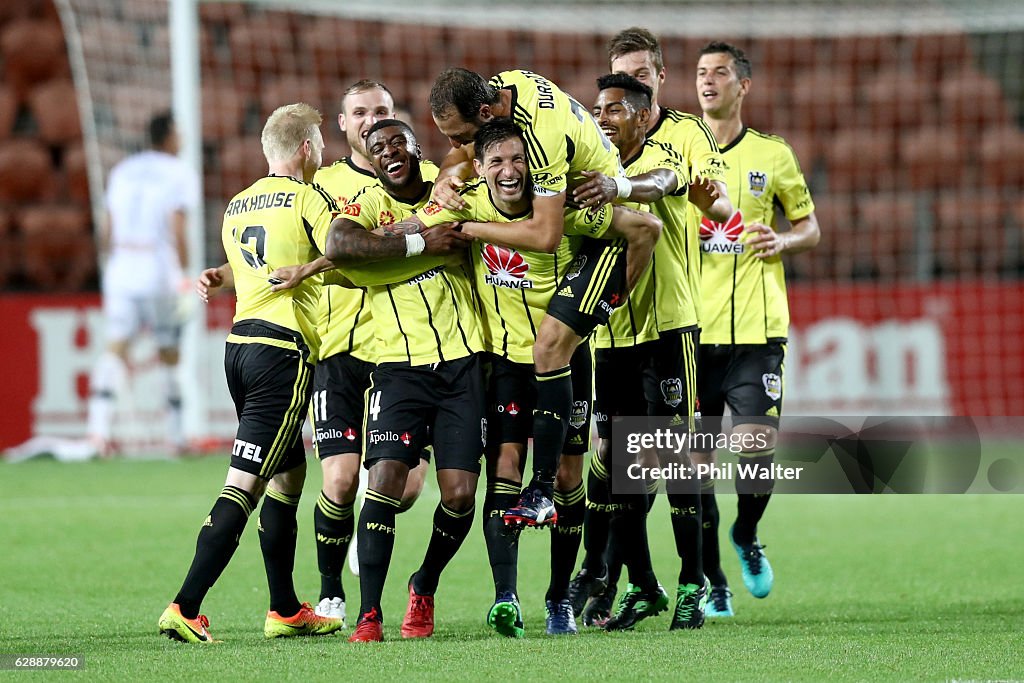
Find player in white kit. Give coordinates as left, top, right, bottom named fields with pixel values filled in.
left=87, top=111, right=200, bottom=455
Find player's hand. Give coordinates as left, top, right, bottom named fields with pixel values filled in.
left=196, top=267, right=224, bottom=303
left=431, top=176, right=467, bottom=211
left=688, top=174, right=721, bottom=211
left=745, top=222, right=789, bottom=258
left=571, top=170, right=616, bottom=208
left=422, top=222, right=474, bottom=255
left=268, top=264, right=307, bottom=292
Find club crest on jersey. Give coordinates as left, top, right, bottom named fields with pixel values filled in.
left=342, top=203, right=361, bottom=217
left=482, top=244, right=533, bottom=289
left=565, top=254, right=588, bottom=281
left=569, top=400, right=589, bottom=429
left=422, top=200, right=443, bottom=215
left=762, top=373, right=782, bottom=401
left=379, top=210, right=395, bottom=226
left=699, top=210, right=745, bottom=254
left=748, top=171, right=767, bottom=198
left=660, top=378, right=683, bottom=408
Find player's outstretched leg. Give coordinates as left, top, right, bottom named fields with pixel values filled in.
left=349, top=478, right=405, bottom=642
left=732, top=445, right=776, bottom=598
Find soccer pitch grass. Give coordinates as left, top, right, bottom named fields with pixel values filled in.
left=1, top=457, right=1022, bottom=682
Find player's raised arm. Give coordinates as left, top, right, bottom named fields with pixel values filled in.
left=689, top=175, right=733, bottom=222
left=325, top=214, right=471, bottom=265
left=461, top=190, right=566, bottom=253
left=746, top=212, right=820, bottom=259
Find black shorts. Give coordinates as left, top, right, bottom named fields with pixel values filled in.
left=486, top=343, right=592, bottom=456
left=311, top=352, right=375, bottom=458
left=224, top=321, right=313, bottom=480
left=545, top=237, right=628, bottom=338
left=696, top=341, right=786, bottom=438
left=595, top=329, right=699, bottom=439
left=363, top=354, right=485, bottom=473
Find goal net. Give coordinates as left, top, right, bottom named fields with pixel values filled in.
left=53, top=0, right=1024, bottom=449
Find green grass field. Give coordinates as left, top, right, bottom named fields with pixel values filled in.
left=1, top=456, right=1022, bottom=681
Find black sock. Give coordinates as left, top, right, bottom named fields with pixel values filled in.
left=667, top=491, right=703, bottom=586
left=609, top=491, right=657, bottom=591
left=701, top=480, right=727, bottom=586
left=582, top=451, right=611, bottom=575
left=734, top=449, right=775, bottom=545
left=314, top=491, right=354, bottom=601
left=483, top=477, right=521, bottom=596
left=531, top=366, right=572, bottom=497
left=646, top=480, right=659, bottom=512
left=413, top=502, right=475, bottom=595
left=547, top=482, right=585, bottom=603
left=357, top=490, right=402, bottom=618
left=258, top=488, right=301, bottom=617
left=175, top=486, right=256, bottom=619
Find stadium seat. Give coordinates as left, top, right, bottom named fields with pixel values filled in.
left=201, top=79, right=248, bottom=141
left=0, top=85, right=17, bottom=141
left=857, top=193, right=918, bottom=280
left=378, top=23, right=448, bottom=84
left=778, top=130, right=819, bottom=177
left=979, top=125, right=1024, bottom=191
left=216, top=135, right=268, bottom=196
left=0, top=0, right=49, bottom=24
left=831, top=34, right=901, bottom=84
left=111, top=83, right=172, bottom=142
left=899, top=126, right=965, bottom=190
left=907, top=32, right=971, bottom=79
left=790, top=66, right=859, bottom=133
left=860, top=67, right=936, bottom=129
left=63, top=142, right=91, bottom=205
left=0, top=18, right=68, bottom=102
left=307, top=17, right=369, bottom=83
left=28, top=79, right=82, bottom=146
left=742, top=73, right=782, bottom=134
left=18, top=204, right=96, bottom=290
left=0, top=209, right=13, bottom=286
left=804, top=192, right=855, bottom=280
left=257, top=76, right=325, bottom=119
left=228, top=13, right=298, bottom=78
left=199, top=1, right=249, bottom=23
left=932, top=193, right=1006, bottom=276
left=756, top=37, right=821, bottom=79
left=824, top=128, right=895, bottom=193
left=0, top=139, right=55, bottom=202
left=77, top=19, right=142, bottom=82
left=938, top=68, right=1012, bottom=133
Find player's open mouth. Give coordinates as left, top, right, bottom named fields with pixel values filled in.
left=385, top=160, right=405, bottom=177
left=497, top=178, right=521, bottom=191
left=702, top=90, right=718, bottom=100
left=600, top=125, right=618, bottom=140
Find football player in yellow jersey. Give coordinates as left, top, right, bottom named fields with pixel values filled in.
left=690, top=42, right=820, bottom=617
left=413, top=119, right=637, bottom=636
left=566, top=74, right=734, bottom=632
left=428, top=67, right=662, bottom=536
left=304, top=80, right=432, bottom=624
left=320, top=119, right=482, bottom=643
left=158, top=104, right=342, bottom=643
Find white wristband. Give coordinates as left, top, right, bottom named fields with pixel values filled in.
left=613, top=175, right=633, bottom=199
left=405, top=232, right=426, bottom=257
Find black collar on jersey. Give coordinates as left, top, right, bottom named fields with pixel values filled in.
left=384, top=180, right=433, bottom=206
left=266, top=173, right=304, bottom=184
left=486, top=185, right=531, bottom=220
left=645, top=106, right=676, bottom=139
left=344, top=156, right=377, bottom=179
left=719, top=125, right=748, bottom=154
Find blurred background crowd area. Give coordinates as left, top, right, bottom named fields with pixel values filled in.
left=0, top=0, right=1022, bottom=292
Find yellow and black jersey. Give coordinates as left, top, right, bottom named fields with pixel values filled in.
left=490, top=70, right=622, bottom=196
left=312, top=158, right=439, bottom=362
left=341, top=182, right=483, bottom=366
left=222, top=174, right=336, bottom=362
left=694, top=126, right=814, bottom=344
left=419, top=178, right=576, bottom=364
left=596, top=138, right=693, bottom=349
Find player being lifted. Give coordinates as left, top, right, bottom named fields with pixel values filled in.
left=690, top=42, right=819, bottom=616
left=322, top=119, right=483, bottom=643
left=402, top=118, right=657, bottom=636
left=568, top=74, right=732, bottom=631
left=428, top=67, right=661, bottom=533
left=158, top=103, right=342, bottom=643
left=568, top=26, right=735, bottom=628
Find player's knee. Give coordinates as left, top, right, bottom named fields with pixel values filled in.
left=734, top=423, right=777, bottom=452
left=690, top=449, right=716, bottom=467
left=556, top=456, right=583, bottom=490
left=534, top=318, right=576, bottom=371
left=272, top=462, right=306, bottom=496
left=493, top=444, right=525, bottom=482
left=440, top=481, right=476, bottom=513
left=321, top=456, right=359, bottom=503
left=367, top=459, right=409, bottom=499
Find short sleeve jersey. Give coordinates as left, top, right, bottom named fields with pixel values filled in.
left=221, top=175, right=336, bottom=362
left=695, top=127, right=814, bottom=344
left=490, top=70, right=622, bottom=197
left=419, top=179, right=576, bottom=364
left=312, top=158, right=439, bottom=362
left=341, top=183, right=483, bottom=366
left=596, top=138, right=692, bottom=348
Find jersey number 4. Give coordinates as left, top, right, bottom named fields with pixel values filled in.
left=368, top=390, right=382, bottom=422
left=237, top=224, right=268, bottom=269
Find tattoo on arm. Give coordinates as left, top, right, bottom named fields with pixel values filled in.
left=381, top=221, right=424, bottom=237
left=326, top=220, right=407, bottom=264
